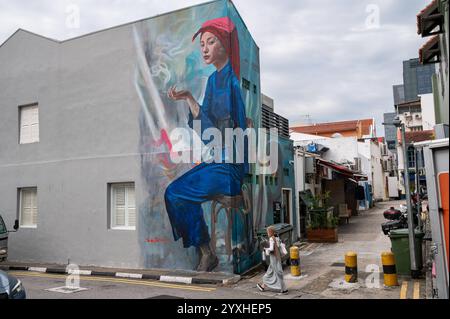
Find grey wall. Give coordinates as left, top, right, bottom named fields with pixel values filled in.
left=0, top=26, right=145, bottom=268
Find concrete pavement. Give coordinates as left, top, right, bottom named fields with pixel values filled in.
left=3, top=200, right=427, bottom=299
left=232, top=200, right=426, bottom=299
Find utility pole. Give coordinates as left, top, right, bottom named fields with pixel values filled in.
left=414, top=147, right=422, bottom=231
left=393, top=117, right=420, bottom=278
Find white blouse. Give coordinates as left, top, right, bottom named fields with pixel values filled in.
left=264, top=237, right=280, bottom=255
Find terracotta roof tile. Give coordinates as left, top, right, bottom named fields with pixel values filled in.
left=417, top=0, right=438, bottom=34
left=405, top=130, right=435, bottom=144
left=290, top=118, right=374, bottom=136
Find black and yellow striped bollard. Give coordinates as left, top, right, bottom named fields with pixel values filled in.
left=290, top=246, right=301, bottom=276
left=382, top=251, right=399, bottom=286
left=345, top=251, right=358, bottom=283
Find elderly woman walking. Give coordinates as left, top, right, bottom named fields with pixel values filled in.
left=257, top=226, right=288, bottom=294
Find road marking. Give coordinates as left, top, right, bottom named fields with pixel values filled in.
left=116, top=272, right=143, bottom=279
left=67, top=269, right=92, bottom=276
left=9, top=271, right=216, bottom=292
left=160, top=276, right=192, bottom=284
left=400, top=281, right=408, bottom=299
left=28, top=267, right=47, bottom=273
left=413, top=281, right=420, bottom=299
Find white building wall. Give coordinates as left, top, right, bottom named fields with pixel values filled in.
left=294, top=136, right=359, bottom=164
left=419, top=93, right=436, bottom=130
left=398, top=111, right=423, bottom=131
left=370, top=142, right=385, bottom=201
left=357, top=142, right=372, bottom=183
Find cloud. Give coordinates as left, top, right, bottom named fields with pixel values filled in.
left=0, top=0, right=431, bottom=136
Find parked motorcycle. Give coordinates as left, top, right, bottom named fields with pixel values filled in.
left=381, top=206, right=408, bottom=235
left=381, top=203, right=419, bottom=235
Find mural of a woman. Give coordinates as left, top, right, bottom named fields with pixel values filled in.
left=164, top=17, right=247, bottom=272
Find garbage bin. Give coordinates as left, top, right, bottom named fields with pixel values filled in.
left=389, top=228, right=424, bottom=275
left=257, top=223, right=293, bottom=267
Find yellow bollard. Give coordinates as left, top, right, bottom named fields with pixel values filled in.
left=381, top=251, right=399, bottom=287
left=290, top=246, right=301, bottom=276
left=345, top=251, right=358, bottom=283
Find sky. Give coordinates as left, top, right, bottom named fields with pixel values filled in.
left=0, top=0, right=431, bottom=136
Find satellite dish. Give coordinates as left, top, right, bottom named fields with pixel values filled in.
left=331, top=133, right=343, bottom=138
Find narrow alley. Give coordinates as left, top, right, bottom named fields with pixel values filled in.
left=234, top=200, right=426, bottom=299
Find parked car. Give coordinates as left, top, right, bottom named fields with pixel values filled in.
left=0, top=214, right=19, bottom=262
left=0, top=215, right=8, bottom=262
left=0, top=270, right=26, bottom=299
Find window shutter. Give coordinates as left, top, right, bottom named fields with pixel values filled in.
left=31, top=190, right=38, bottom=225
left=31, top=106, right=39, bottom=142
left=20, top=105, right=39, bottom=144
left=111, top=183, right=136, bottom=229
left=127, top=185, right=136, bottom=227
left=114, top=186, right=126, bottom=227
left=22, top=191, right=32, bottom=226
left=21, top=188, right=37, bottom=227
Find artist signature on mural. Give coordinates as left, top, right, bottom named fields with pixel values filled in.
left=145, top=237, right=171, bottom=244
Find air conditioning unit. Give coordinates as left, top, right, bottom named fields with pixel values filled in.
left=415, top=114, right=422, bottom=119
left=305, top=157, right=316, bottom=174
left=386, top=160, right=393, bottom=172
left=404, top=112, right=412, bottom=118
left=351, top=157, right=361, bottom=172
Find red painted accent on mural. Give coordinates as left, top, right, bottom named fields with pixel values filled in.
left=153, top=128, right=173, bottom=151
left=152, top=128, right=177, bottom=170
left=145, top=237, right=170, bottom=244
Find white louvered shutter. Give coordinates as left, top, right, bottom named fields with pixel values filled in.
left=20, top=105, right=39, bottom=144
left=114, top=186, right=126, bottom=227
left=127, top=185, right=136, bottom=227
left=21, top=188, right=37, bottom=227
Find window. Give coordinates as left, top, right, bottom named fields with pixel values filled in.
left=0, top=215, right=6, bottom=234
left=19, top=104, right=39, bottom=144
left=19, top=188, right=38, bottom=228
left=110, top=183, right=136, bottom=230
left=242, top=78, right=250, bottom=90
left=407, top=147, right=416, bottom=169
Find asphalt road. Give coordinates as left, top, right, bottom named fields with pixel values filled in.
left=9, top=271, right=270, bottom=299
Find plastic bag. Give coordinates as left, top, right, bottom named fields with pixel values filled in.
left=280, top=242, right=288, bottom=256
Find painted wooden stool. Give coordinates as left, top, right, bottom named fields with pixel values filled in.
left=209, top=187, right=251, bottom=260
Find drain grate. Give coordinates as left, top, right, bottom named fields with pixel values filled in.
left=330, top=262, right=345, bottom=267
left=147, top=295, right=185, bottom=299
left=46, top=286, right=89, bottom=294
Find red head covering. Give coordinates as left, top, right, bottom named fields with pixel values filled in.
left=192, top=17, right=240, bottom=80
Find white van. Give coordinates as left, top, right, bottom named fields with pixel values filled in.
left=0, top=215, right=8, bottom=262
left=0, top=215, right=18, bottom=262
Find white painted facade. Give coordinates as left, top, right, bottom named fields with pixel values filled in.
left=291, top=133, right=390, bottom=202
left=419, top=93, right=436, bottom=130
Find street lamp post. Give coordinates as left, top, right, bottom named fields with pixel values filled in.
left=392, top=117, right=420, bottom=278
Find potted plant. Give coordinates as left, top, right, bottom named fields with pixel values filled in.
left=306, top=191, right=339, bottom=243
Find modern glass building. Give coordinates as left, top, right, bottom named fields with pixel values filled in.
left=402, top=58, right=436, bottom=101
left=383, top=112, right=397, bottom=150
left=392, top=84, right=405, bottom=105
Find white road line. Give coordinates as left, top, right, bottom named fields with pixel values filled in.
left=116, top=272, right=143, bottom=279
left=160, top=276, right=193, bottom=284
left=28, top=267, right=47, bottom=273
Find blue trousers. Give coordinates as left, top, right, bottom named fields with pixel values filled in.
left=164, top=163, right=244, bottom=248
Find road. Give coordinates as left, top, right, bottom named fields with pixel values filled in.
left=6, top=201, right=426, bottom=299
left=9, top=270, right=269, bottom=299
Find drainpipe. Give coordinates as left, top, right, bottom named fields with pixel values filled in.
left=414, top=147, right=422, bottom=231
left=399, top=122, right=420, bottom=278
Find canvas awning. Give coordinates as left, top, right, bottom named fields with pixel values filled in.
left=417, top=0, right=444, bottom=37
left=317, top=158, right=367, bottom=181
left=419, top=35, right=441, bottom=64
